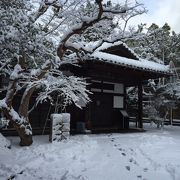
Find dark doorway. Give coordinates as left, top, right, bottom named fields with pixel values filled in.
left=90, top=93, right=123, bottom=129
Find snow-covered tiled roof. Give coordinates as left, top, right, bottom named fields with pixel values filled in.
left=89, top=51, right=170, bottom=74
left=67, top=41, right=170, bottom=74
left=95, top=41, right=139, bottom=60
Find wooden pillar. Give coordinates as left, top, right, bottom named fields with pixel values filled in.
left=0, top=75, right=2, bottom=89
left=85, top=103, right=92, bottom=130
left=169, top=108, right=173, bottom=125
left=138, top=83, right=143, bottom=128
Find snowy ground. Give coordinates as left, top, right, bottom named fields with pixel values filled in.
left=1, top=125, right=180, bottom=180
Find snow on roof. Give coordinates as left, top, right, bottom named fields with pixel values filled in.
left=89, top=51, right=170, bottom=74
left=66, top=41, right=170, bottom=74
left=95, top=41, right=139, bottom=60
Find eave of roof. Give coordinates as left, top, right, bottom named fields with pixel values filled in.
left=89, top=51, right=171, bottom=75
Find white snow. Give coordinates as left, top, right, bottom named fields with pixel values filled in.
left=6, top=108, right=32, bottom=135
left=1, top=125, right=180, bottom=180
left=0, top=99, right=7, bottom=108
left=10, top=64, right=23, bottom=80
left=0, top=133, right=11, bottom=149
left=95, top=41, right=139, bottom=59
left=91, top=51, right=170, bottom=73
left=51, top=114, right=63, bottom=124
left=50, top=113, right=70, bottom=142
left=62, top=113, right=70, bottom=123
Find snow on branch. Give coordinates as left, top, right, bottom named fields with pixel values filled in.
left=103, top=1, right=144, bottom=14
left=56, top=0, right=145, bottom=59
left=57, top=0, right=112, bottom=58
left=0, top=99, right=32, bottom=135
left=35, top=71, right=90, bottom=109
left=10, top=64, right=23, bottom=80
left=34, top=0, right=64, bottom=21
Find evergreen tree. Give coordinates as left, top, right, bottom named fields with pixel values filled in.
left=127, top=23, right=180, bottom=65
left=126, top=23, right=180, bottom=126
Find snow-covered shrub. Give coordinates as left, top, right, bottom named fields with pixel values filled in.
left=143, top=79, right=179, bottom=128
left=0, top=133, right=11, bottom=149
left=50, top=113, right=70, bottom=142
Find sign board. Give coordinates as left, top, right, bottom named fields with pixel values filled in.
left=113, top=96, right=123, bottom=108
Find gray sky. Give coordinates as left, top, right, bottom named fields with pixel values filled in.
left=128, top=0, right=180, bottom=32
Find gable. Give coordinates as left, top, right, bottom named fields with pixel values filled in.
left=102, top=44, right=139, bottom=60
left=95, top=41, right=139, bottom=60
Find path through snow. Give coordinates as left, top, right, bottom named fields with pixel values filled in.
left=0, top=125, right=180, bottom=180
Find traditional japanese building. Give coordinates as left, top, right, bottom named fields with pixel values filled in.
left=62, top=41, right=170, bottom=133
left=0, top=41, right=171, bottom=135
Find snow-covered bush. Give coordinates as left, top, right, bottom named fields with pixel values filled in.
left=50, top=113, right=70, bottom=142
left=0, top=133, right=11, bottom=149
left=143, top=79, right=180, bottom=128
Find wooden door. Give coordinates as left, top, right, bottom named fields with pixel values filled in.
left=90, top=92, right=127, bottom=129
left=91, top=93, right=117, bottom=128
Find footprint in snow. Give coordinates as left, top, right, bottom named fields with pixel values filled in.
left=130, top=148, right=134, bottom=152
left=137, top=175, right=147, bottom=180
left=72, top=155, right=77, bottom=160
left=137, top=175, right=142, bottom=179
left=118, top=148, right=126, bottom=152
left=125, top=166, right=130, bottom=171
left=143, top=168, right=148, bottom=172
left=121, top=152, right=126, bottom=156
left=129, top=158, right=133, bottom=162
left=129, top=158, right=139, bottom=166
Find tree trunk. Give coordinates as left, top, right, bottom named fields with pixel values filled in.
left=2, top=107, right=33, bottom=146
left=13, top=121, right=33, bottom=146
left=2, top=79, right=33, bottom=146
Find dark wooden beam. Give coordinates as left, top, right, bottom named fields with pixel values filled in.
left=138, top=82, right=143, bottom=128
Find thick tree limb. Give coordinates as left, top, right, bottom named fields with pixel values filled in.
left=18, top=62, right=52, bottom=117
left=57, top=0, right=145, bottom=59
left=34, top=0, right=63, bottom=21
left=57, top=0, right=104, bottom=58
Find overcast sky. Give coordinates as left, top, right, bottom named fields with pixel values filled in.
left=133, top=0, right=180, bottom=32
left=112, top=0, right=180, bottom=33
